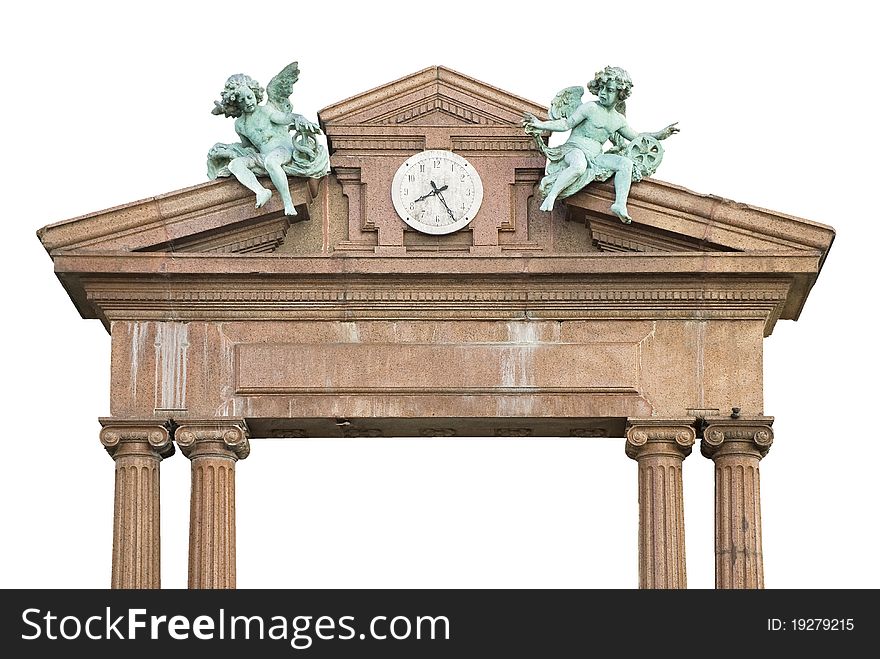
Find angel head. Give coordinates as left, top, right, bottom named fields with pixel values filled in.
left=212, top=74, right=265, bottom=118
left=587, top=66, right=633, bottom=111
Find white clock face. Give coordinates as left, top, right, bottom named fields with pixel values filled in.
left=391, top=150, right=484, bottom=235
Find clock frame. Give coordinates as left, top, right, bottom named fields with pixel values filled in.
left=391, top=149, right=484, bottom=235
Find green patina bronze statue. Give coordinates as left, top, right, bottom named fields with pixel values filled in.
left=523, top=66, right=678, bottom=224
left=207, top=62, right=329, bottom=216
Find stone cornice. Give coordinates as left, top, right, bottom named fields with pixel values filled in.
left=52, top=251, right=820, bottom=276
left=700, top=417, right=774, bottom=459
left=69, top=269, right=793, bottom=335
left=49, top=252, right=812, bottom=334
left=98, top=418, right=174, bottom=460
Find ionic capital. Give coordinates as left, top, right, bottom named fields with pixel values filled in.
left=98, top=418, right=174, bottom=460
left=701, top=418, right=774, bottom=459
left=625, top=419, right=696, bottom=460
left=174, top=420, right=250, bottom=461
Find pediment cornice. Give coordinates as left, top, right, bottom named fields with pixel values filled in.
left=318, top=66, right=547, bottom=129
left=37, top=178, right=317, bottom=254
left=569, top=178, right=835, bottom=258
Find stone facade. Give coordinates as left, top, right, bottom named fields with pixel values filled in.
left=37, top=66, right=834, bottom=588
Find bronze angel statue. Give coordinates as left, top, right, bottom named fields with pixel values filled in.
left=207, top=61, right=329, bottom=216
left=522, top=66, right=678, bottom=223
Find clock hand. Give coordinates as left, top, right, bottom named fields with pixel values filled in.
left=413, top=181, right=449, bottom=204
left=435, top=190, right=456, bottom=221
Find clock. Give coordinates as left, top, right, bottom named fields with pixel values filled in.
left=391, top=149, right=484, bottom=235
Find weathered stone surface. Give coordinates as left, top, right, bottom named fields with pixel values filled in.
left=101, top=316, right=772, bottom=429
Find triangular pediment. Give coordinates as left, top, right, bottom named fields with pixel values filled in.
left=36, top=177, right=319, bottom=254
left=563, top=178, right=835, bottom=258
left=318, top=66, right=546, bottom=129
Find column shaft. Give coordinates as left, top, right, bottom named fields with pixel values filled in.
left=626, top=421, right=696, bottom=589
left=714, top=447, right=763, bottom=588
left=100, top=422, right=173, bottom=589
left=176, top=422, right=249, bottom=589
left=189, top=453, right=237, bottom=588
left=112, top=451, right=160, bottom=588
left=702, top=421, right=773, bottom=589
left=637, top=451, right=687, bottom=588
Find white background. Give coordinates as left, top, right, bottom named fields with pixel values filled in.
left=1, top=1, right=877, bottom=589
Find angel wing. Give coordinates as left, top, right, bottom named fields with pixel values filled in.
left=266, top=61, right=301, bottom=113
left=549, top=86, right=584, bottom=120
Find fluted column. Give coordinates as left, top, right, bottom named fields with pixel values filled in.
left=701, top=418, right=773, bottom=589
left=99, top=419, right=174, bottom=589
left=625, top=420, right=696, bottom=589
left=175, top=421, right=250, bottom=589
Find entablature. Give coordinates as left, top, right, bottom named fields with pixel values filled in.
left=51, top=251, right=815, bottom=336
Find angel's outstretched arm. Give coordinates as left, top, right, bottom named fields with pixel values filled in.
left=617, top=121, right=679, bottom=141
left=526, top=116, right=568, bottom=132
left=525, top=104, right=588, bottom=132
left=648, top=123, right=679, bottom=140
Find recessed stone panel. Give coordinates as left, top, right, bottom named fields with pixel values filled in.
left=234, top=342, right=639, bottom=394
